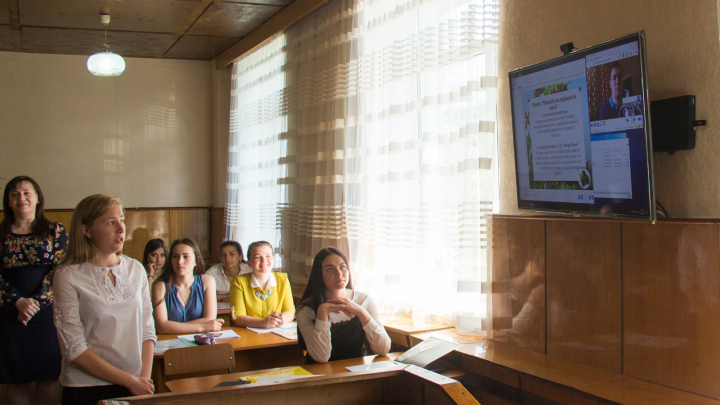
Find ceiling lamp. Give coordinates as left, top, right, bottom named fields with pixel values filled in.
left=87, top=13, right=125, bottom=76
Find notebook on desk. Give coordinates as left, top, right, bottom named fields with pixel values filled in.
left=345, top=337, right=459, bottom=372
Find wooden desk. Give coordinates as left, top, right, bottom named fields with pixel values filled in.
left=166, top=352, right=402, bottom=392
left=381, top=316, right=453, bottom=348
left=107, top=362, right=478, bottom=405
left=152, top=326, right=303, bottom=393
left=409, top=328, right=720, bottom=405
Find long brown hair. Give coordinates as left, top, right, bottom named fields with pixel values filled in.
left=297, top=247, right=353, bottom=313
left=0, top=176, right=53, bottom=242
left=59, top=195, right=123, bottom=266
left=153, top=238, right=206, bottom=308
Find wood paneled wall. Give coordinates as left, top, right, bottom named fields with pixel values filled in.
left=491, top=216, right=720, bottom=399
left=0, top=208, right=226, bottom=265
left=490, top=217, right=546, bottom=353
left=546, top=220, right=622, bottom=374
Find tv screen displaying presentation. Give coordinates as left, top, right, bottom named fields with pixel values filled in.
left=509, top=31, right=655, bottom=221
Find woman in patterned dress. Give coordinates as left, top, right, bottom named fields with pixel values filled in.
left=0, top=176, right=67, bottom=405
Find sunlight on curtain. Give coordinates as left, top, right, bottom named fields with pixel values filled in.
left=227, top=0, right=499, bottom=333
left=226, top=34, right=288, bottom=264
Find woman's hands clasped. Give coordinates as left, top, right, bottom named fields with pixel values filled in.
left=15, top=297, right=40, bottom=326
left=318, top=297, right=371, bottom=325
left=126, top=375, right=155, bottom=396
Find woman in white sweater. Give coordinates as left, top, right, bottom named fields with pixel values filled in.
left=53, top=195, right=156, bottom=405
left=296, top=247, right=390, bottom=363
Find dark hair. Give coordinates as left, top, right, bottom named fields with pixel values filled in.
left=0, top=176, right=53, bottom=243
left=142, top=238, right=169, bottom=266
left=153, top=238, right=206, bottom=308
left=297, top=247, right=353, bottom=313
left=220, top=240, right=246, bottom=263
left=611, top=61, right=622, bottom=72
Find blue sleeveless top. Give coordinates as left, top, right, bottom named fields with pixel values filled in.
left=166, top=275, right=205, bottom=322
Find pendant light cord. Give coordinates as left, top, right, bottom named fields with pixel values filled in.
left=103, top=23, right=109, bottom=52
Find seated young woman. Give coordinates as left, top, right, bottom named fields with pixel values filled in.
left=142, top=238, right=167, bottom=282
left=151, top=238, right=224, bottom=334
left=296, top=247, right=390, bottom=364
left=206, top=241, right=251, bottom=297
left=229, top=241, right=294, bottom=328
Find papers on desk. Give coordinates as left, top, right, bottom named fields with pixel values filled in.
left=395, top=337, right=459, bottom=367
left=217, top=301, right=231, bottom=309
left=177, top=329, right=241, bottom=341
left=253, top=375, right=321, bottom=385
left=345, top=360, right=404, bottom=372
left=239, top=366, right=316, bottom=385
left=271, top=327, right=298, bottom=340
left=245, top=322, right=298, bottom=340
left=154, top=338, right=197, bottom=354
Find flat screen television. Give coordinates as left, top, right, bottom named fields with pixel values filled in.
left=509, top=31, right=655, bottom=221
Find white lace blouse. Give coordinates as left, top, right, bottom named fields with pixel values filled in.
left=53, top=255, right=156, bottom=387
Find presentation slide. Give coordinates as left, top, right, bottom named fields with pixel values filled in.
left=529, top=88, right=585, bottom=182
left=516, top=76, right=593, bottom=200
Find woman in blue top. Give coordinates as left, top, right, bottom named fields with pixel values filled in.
left=151, top=238, right=223, bottom=334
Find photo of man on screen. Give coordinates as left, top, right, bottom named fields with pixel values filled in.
left=599, top=62, right=624, bottom=120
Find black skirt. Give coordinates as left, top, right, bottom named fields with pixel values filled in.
left=0, top=265, right=62, bottom=384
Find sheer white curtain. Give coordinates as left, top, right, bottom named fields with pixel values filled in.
left=227, top=0, right=498, bottom=332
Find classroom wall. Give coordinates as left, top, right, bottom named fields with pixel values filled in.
left=498, top=0, right=720, bottom=218
left=211, top=61, right=232, bottom=209
left=0, top=51, right=214, bottom=209
left=491, top=215, right=720, bottom=399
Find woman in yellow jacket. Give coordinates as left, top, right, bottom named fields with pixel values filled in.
left=229, top=241, right=294, bottom=328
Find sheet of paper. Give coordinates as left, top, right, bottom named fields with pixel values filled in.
left=217, top=301, right=231, bottom=309
left=248, top=322, right=296, bottom=334
left=154, top=338, right=197, bottom=354
left=271, top=327, right=298, bottom=340
left=177, top=329, right=241, bottom=341
left=345, top=360, right=404, bottom=372
left=253, top=375, right=321, bottom=386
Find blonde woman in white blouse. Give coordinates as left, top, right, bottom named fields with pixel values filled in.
left=53, top=195, right=156, bottom=405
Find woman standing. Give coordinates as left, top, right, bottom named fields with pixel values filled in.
left=296, top=247, right=390, bottom=363
left=53, top=195, right=156, bottom=405
left=151, top=238, right=223, bottom=334
left=206, top=241, right=251, bottom=295
left=0, top=176, right=67, bottom=405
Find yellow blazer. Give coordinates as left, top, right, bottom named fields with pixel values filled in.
left=229, top=272, right=294, bottom=319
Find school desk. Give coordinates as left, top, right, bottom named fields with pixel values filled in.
left=152, top=326, right=303, bottom=393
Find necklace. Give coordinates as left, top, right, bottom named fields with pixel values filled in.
left=173, top=275, right=193, bottom=307
left=177, top=286, right=191, bottom=306
left=255, top=289, right=273, bottom=300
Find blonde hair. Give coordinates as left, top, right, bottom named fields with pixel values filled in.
left=60, top=194, right=123, bottom=265
left=247, top=241, right=273, bottom=258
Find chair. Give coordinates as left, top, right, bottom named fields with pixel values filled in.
left=163, top=343, right=235, bottom=381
